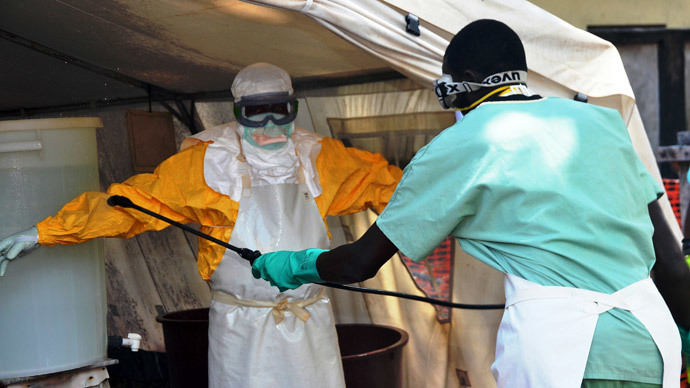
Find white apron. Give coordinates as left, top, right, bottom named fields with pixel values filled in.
left=207, top=169, right=346, bottom=387
left=492, top=274, right=681, bottom=388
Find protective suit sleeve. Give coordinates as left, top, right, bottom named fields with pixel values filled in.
left=314, top=137, right=402, bottom=217
left=37, top=142, right=239, bottom=246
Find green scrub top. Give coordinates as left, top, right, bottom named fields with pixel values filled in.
left=377, top=97, right=665, bottom=383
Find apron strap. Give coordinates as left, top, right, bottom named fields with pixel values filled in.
left=213, top=288, right=327, bottom=324
left=503, top=276, right=680, bottom=388
left=298, top=164, right=306, bottom=185
left=506, top=277, right=652, bottom=314
left=241, top=174, right=252, bottom=198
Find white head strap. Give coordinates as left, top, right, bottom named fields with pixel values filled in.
left=433, top=70, right=528, bottom=109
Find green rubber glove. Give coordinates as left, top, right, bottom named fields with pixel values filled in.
left=0, top=226, right=39, bottom=277
left=251, top=248, right=327, bottom=292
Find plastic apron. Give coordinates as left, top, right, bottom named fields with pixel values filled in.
left=207, top=159, right=346, bottom=387
left=492, top=274, right=681, bottom=388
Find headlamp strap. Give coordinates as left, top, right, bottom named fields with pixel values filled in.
left=437, top=70, right=528, bottom=97
left=480, top=70, right=527, bottom=87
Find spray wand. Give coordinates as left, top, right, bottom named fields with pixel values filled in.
left=108, top=195, right=504, bottom=310
left=106, top=195, right=261, bottom=262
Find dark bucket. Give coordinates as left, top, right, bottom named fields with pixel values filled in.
left=337, top=323, right=409, bottom=388
left=156, top=308, right=409, bottom=388
left=155, top=308, right=209, bottom=388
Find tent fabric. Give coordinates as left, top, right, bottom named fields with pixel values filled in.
left=245, top=0, right=449, bottom=82
left=326, top=111, right=454, bottom=166
left=237, top=1, right=680, bottom=387
left=248, top=0, right=676, bottom=234
left=302, top=88, right=443, bottom=136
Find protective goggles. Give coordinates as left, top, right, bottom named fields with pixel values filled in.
left=233, top=93, right=299, bottom=128
left=433, top=70, right=528, bottom=109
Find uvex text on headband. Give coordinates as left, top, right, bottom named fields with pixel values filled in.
left=234, top=92, right=299, bottom=128
left=433, top=70, right=528, bottom=109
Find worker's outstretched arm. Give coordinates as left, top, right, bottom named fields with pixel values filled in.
left=37, top=143, right=233, bottom=246
left=251, top=222, right=398, bottom=291
left=0, top=142, right=237, bottom=277
left=649, top=199, right=690, bottom=328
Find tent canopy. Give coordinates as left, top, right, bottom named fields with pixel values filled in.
left=0, top=0, right=397, bottom=116
left=0, top=0, right=639, bottom=123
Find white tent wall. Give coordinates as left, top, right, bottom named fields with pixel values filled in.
left=302, top=87, right=444, bottom=136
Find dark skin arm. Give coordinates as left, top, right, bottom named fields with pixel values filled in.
left=316, top=221, right=399, bottom=284
left=649, top=199, right=690, bottom=328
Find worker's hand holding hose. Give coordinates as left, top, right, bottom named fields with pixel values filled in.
left=251, top=249, right=327, bottom=292
left=0, top=226, right=40, bottom=276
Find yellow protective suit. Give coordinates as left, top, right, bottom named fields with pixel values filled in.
left=37, top=127, right=402, bottom=280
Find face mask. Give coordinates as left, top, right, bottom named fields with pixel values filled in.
left=241, top=113, right=294, bottom=150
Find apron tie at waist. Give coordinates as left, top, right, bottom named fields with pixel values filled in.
left=495, top=276, right=681, bottom=388
left=213, top=288, right=327, bottom=324
left=505, top=277, right=654, bottom=314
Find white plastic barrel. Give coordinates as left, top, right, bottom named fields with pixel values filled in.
left=0, top=117, right=106, bottom=380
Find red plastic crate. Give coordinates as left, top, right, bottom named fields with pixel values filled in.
left=663, top=178, right=682, bottom=227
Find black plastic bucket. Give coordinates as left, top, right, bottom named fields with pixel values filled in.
left=155, top=308, right=209, bottom=388
left=337, top=323, right=409, bottom=388
left=156, top=308, right=409, bottom=388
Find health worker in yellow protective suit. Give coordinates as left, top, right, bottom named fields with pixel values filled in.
left=0, top=62, right=403, bottom=388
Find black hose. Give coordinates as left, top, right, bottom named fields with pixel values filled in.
left=108, top=195, right=505, bottom=310
left=322, top=282, right=504, bottom=309
left=107, top=195, right=261, bottom=262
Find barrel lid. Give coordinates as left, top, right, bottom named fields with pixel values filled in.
left=0, top=117, right=103, bottom=132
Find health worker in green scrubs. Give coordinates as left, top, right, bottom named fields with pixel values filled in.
left=252, top=19, right=690, bottom=388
